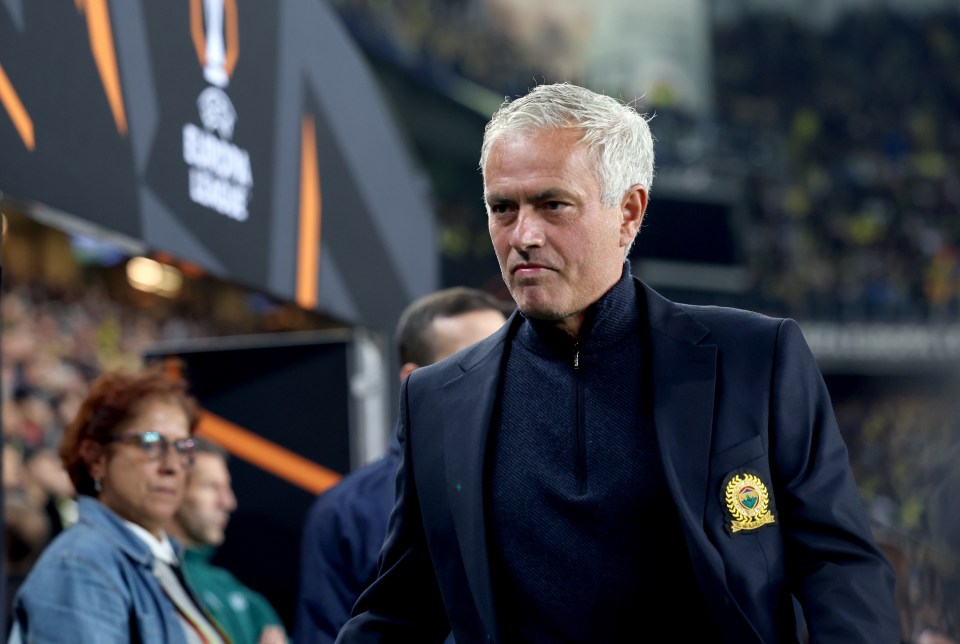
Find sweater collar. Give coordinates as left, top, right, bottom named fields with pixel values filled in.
left=517, top=262, right=638, bottom=357
left=183, top=544, right=217, bottom=564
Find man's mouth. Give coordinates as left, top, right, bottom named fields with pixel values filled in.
left=512, top=263, right=552, bottom=278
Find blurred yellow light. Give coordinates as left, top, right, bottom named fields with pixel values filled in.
left=126, top=257, right=182, bottom=297
left=127, top=257, right=163, bottom=288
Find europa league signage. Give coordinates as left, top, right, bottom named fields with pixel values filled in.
left=0, top=0, right=437, bottom=332
left=183, top=0, right=252, bottom=223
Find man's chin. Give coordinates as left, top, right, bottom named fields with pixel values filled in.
left=516, top=301, right=565, bottom=322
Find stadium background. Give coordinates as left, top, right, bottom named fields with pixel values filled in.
left=2, top=0, right=959, bottom=640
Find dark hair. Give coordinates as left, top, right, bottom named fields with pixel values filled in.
left=60, top=364, right=200, bottom=497
left=395, top=287, right=509, bottom=366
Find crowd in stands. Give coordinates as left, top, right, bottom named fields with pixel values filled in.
left=712, top=10, right=960, bottom=322
left=832, top=383, right=960, bottom=638
left=330, top=0, right=535, bottom=100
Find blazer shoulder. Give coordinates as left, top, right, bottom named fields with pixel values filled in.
left=677, top=302, right=786, bottom=341
left=673, top=305, right=819, bottom=372
left=640, top=278, right=788, bottom=349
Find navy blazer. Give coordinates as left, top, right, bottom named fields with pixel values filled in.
left=338, top=279, right=898, bottom=643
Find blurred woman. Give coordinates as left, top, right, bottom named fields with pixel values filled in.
left=9, top=366, right=227, bottom=643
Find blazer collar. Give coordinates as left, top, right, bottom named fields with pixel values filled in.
left=641, top=279, right=717, bottom=524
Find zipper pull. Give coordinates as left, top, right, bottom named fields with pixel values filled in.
left=573, top=343, right=580, bottom=370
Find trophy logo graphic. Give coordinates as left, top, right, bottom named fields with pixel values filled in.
left=191, top=0, right=239, bottom=89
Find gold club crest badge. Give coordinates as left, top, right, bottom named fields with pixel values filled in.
left=723, top=471, right=776, bottom=534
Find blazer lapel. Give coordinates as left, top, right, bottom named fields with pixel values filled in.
left=643, top=282, right=716, bottom=531
left=439, top=314, right=519, bottom=640
left=641, top=281, right=762, bottom=642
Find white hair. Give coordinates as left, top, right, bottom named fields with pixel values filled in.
left=480, top=83, right=655, bottom=207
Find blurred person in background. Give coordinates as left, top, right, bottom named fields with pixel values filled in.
left=4, top=442, right=52, bottom=633
left=23, top=446, right=78, bottom=538
left=295, top=287, right=507, bottom=643
left=9, top=365, right=228, bottom=643
left=338, top=83, right=898, bottom=643
left=167, top=438, right=287, bottom=644
left=10, top=386, right=56, bottom=450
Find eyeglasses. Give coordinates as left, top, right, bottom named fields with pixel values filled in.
left=101, top=431, right=196, bottom=467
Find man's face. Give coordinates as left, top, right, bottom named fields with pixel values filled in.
left=173, top=452, right=237, bottom=547
left=484, top=127, right=645, bottom=337
left=431, top=309, right=507, bottom=362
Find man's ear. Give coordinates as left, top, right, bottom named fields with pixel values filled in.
left=79, top=439, right=106, bottom=481
left=619, top=184, right=648, bottom=248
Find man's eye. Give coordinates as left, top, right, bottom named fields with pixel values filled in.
left=544, top=201, right=564, bottom=210
left=489, top=203, right=511, bottom=215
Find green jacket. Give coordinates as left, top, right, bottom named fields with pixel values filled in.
left=181, top=546, right=286, bottom=643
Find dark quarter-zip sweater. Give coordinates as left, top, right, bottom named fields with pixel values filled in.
left=488, top=267, right=719, bottom=642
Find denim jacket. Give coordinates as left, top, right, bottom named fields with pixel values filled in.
left=9, top=496, right=189, bottom=643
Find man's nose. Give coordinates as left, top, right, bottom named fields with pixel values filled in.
left=220, top=487, right=238, bottom=512
left=511, top=208, right=544, bottom=249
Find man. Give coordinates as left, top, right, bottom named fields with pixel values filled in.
left=295, top=288, right=508, bottom=643
left=337, top=83, right=899, bottom=643
left=167, top=439, right=287, bottom=644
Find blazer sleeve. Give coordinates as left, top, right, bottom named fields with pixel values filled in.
left=295, top=491, right=358, bottom=643
left=336, top=376, right=452, bottom=643
left=769, top=319, right=900, bottom=642
left=295, top=455, right=400, bottom=643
